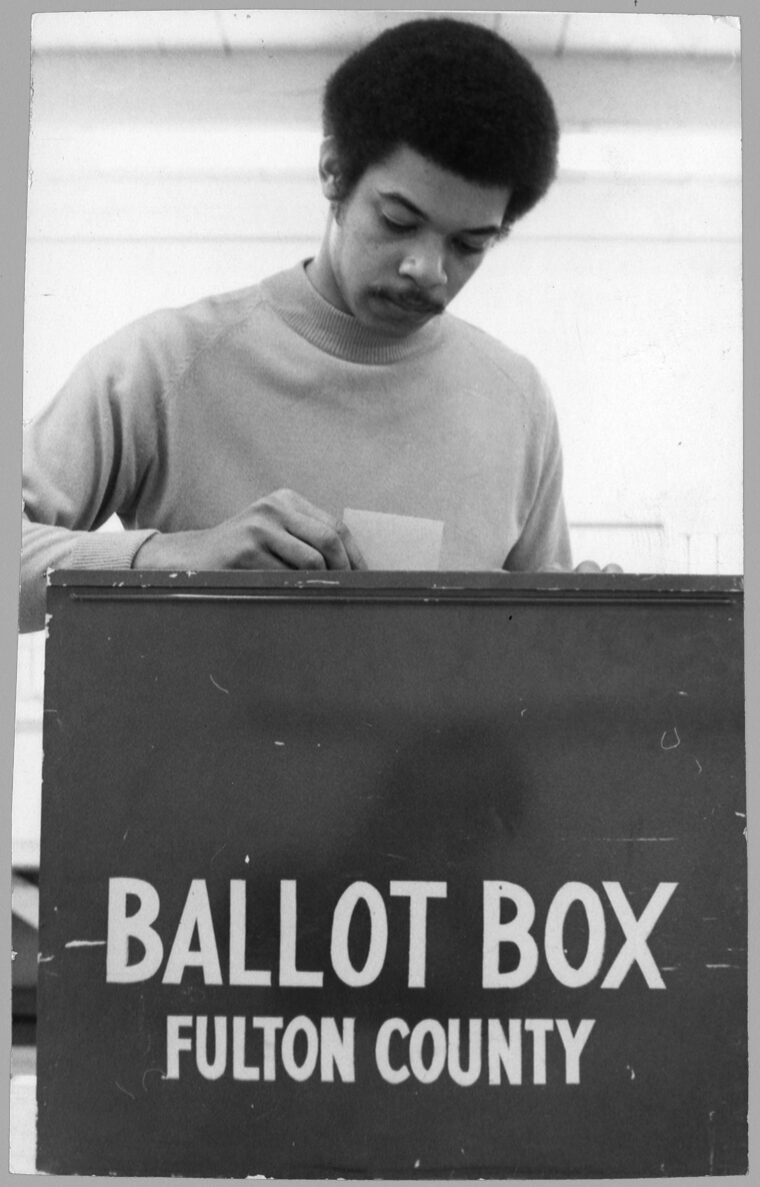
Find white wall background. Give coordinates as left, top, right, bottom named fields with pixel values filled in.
left=14, top=10, right=743, bottom=865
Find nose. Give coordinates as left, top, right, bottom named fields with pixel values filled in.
left=398, top=241, right=447, bottom=290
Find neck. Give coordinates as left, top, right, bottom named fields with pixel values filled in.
left=260, top=261, right=443, bottom=365
left=305, top=225, right=349, bottom=314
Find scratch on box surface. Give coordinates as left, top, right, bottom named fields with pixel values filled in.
left=660, top=727, right=681, bottom=750
left=65, top=939, right=107, bottom=948
left=600, top=837, right=675, bottom=842
left=142, top=1067, right=166, bottom=1091
left=209, top=674, right=230, bottom=694
left=115, top=1081, right=136, bottom=1100
left=708, top=1109, right=717, bottom=1174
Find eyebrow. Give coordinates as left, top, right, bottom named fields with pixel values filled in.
left=378, top=190, right=502, bottom=237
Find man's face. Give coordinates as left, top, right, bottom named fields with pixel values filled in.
left=314, top=144, right=511, bottom=339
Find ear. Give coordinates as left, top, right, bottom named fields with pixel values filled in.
left=318, top=136, right=343, bottom=201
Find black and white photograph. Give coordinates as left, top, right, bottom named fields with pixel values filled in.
left=7, top=5, right=748, bottom=1178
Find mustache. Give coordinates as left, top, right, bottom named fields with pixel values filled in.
left=373, top=287, right=446, bottom=316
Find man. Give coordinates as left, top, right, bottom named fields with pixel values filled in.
left=20, top=17, right=612, bottom=634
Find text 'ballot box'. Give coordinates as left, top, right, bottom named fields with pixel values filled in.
left=36, top=572, right=746, bottom=1177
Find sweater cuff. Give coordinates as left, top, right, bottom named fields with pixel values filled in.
left=66, top=528, right=159, bottom=572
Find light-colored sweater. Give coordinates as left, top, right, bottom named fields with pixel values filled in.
left=21, top=261, right=571, bottom=631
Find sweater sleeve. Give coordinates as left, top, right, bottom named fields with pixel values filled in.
left=20, top=322, right=168, bottom=633
left=503, top=375, right=573, bottom=573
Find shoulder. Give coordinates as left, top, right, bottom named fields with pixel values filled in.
left=102, top=282, right=266, bottom=362
left=78, top=282, right=269, bottom=399
left=441, top=313, right=555, bottom=420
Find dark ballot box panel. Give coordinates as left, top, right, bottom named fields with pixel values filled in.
left=36, top=571, right=746, bottom=1178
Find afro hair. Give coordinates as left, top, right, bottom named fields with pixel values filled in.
left=322, top=17, right=560, bottom=227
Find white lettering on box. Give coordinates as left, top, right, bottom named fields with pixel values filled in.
left=601, top=882, right=678, bottom=989
left=163, top=880, right=222, bottom=985
left=376, top=1018, right=411, bottom=1084
left=279, top=881, right=323, bottom=988
left=331, top=882, right=388, bottom=987
left=482, top=881, right=539, bottom=988
left=544, top=883, right=606, bottom=988
left=106, top=877, right=163, bottom=983
left=228, top=880, right=271, bottom=986
left=556, top=1019, right=595, bottom=1084
left=389, top=881, right=447, bottom=988
left=487, top=1018, right=522, bottom=1085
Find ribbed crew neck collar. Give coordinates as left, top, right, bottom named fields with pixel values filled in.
left=260, top=261, right=443, bottom=365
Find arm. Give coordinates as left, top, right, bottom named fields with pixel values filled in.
left=20, top=324, right=365, bottom=633
left=20, top=330, right=164, bottom=632
left=503, top=382, right=572, bottom=572
left=133, top=489, right=366, bottom=573
left=501, top=375, right=621, bottom=575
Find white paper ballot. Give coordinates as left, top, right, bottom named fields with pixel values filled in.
left=342, top=508, right=444, bottom=570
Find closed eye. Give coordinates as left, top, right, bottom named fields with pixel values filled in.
left=381, top=214, right=417, bottom=234
left=380, top=209, right=494, bottom=256
left=452, top=237, right=492, bottom=256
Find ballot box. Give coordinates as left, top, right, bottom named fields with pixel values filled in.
left=35, top=571, right=746, bottom=1177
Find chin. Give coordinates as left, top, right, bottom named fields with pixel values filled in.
left=361, top=295, right=437, bottom=338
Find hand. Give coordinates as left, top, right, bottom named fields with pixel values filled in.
left=133, top=489, right=367, bottom=572
left=574, top=560, right=624, bottom=573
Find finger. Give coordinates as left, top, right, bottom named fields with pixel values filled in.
left=335, top=521, right=367, bottom=570
left=233, top=546, right=291, bottom=571
left=268, top=492, right=356, bottom=569
left=283, top=511, right=355, bottom=569
left=271, top=489, right=341, bottom=529
left=265, top=532, right=331, bottom=570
